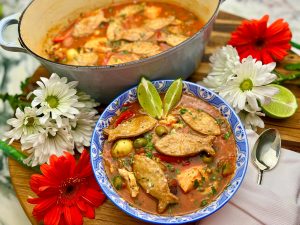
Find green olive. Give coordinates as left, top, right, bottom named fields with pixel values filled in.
left=112, top=175, right=123, bottom=190
left=133, top=138, right=147, bottom=148
left=111, top=139, right=133, bottom=158
left=155, top=125, right=168, bottom=137
left=200, top=152, right=214, bottom=163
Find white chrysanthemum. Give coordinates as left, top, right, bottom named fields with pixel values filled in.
left=218, top=56, right=278, bottom=112
left=201, top=45, right=240, bottom=88
left=77, top=91, right=100, bottom=111
left=21, top=122, right=74, bottom=166
left=31, top=73, right=84, bottom=127
left=70, top=111, right=98, bottom=153
left=239, top=105, right=265, bottom=131
left=4, top=107, right=44, bottom=144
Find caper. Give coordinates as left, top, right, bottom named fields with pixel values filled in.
left=200, top=152, right=214, bottom=163
left=133, top=138, right=147, bottom=148
left=155, top=125, right=168, bottom=137
left=111, top=139, right=133, bottom=158
left=112, top=175, right=123, bottom=190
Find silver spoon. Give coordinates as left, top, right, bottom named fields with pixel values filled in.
left=251, top=128, right=281, bottom=185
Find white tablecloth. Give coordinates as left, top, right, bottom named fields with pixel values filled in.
left=197, top=130, right=300, bottom=225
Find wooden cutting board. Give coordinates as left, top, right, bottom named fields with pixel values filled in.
left=8, top=11, right=300, bottom=225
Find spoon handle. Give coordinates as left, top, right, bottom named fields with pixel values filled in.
left=257, top=170, right=264, bottom=185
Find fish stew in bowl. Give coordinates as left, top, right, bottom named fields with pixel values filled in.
left=100, top=79, right=237, bottom=216
left=44, top=1, right=204, bottom=66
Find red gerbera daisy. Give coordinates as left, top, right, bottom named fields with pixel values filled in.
left=28, top=149, right=105, bottom=225
left=228, top=15, right=292, bottom=64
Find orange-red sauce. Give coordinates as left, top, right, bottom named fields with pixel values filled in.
left=103, top=94, right=237, bottom=215
left=45, top=1, right=204, bottom=66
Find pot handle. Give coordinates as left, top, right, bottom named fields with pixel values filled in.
left=0, top=13, right=27, bottom=53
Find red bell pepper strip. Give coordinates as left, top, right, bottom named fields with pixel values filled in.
left=52, top=27, right=74, bottom=43
left=114, top=110, right=135, bottom=127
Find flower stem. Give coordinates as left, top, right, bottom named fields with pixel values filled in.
left=291, top=41, right=300, bottom=50
left=273, top=70, right=300, bottom=84
left=0, top=140, right=40, bottom=173
left=284, top=63, right=300, bottom=71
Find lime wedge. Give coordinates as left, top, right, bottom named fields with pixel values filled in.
left=163, top=78, right=183, bottom=117
left=261, top=84, right=298, bottom=119
left=137, top=77, right=163, bottom=119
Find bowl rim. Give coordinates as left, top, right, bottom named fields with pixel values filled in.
left=18, top=0, right=221, bottom=70
left=90, top=80, right=249, bottom=224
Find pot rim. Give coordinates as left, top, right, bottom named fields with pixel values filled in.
left=18, top=0, right=221, bottom=70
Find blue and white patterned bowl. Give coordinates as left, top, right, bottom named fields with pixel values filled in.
left=91, top=80, right=249, bottom=224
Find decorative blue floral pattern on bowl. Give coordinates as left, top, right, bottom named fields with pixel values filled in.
left=91, top=80, right=249, bottom=224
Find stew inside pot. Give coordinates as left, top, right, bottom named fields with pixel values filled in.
left=102, top=93, right=237, bottom=215
left=44, top=1, right=204, bottom=66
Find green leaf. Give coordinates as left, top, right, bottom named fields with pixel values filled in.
left=0, top=93, right=30, bottom=111
left=137, top=77, right=163, bottom=119
left=20, top=77, right=31, bottom=92
left=163, top=78, right=183, bottom=118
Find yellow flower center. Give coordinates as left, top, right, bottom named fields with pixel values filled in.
left=46, top=96, right=59, bottom=108
left=25, top=117, right=35, bottom=126
left=240, top=79, right=253, bottom=92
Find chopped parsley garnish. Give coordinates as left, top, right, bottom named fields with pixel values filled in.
left=216, top=118, right=223, bottom=125
left=201, top=176, right=206, bottom=183
left=211, top=186, right=217, bottom=195
left=122, top=50, right=129, bottom=54
left=144, top=133, right=152, bottom=142
left=175, top=168, right=180, bottom=174
left=201, top=199, right=208, bottom=207
left=193, top=179, right=200, bottom=188
left=145, top=151, right=153, bottom=159
left=178, top=119, right=185, bottom=125
left=224, top=131, right=231, bottom=140
left=166, top=163, right=175, bottom=172
left=210, top=174, right=217, bottom=181
left=120, top=106, right=128, bottom=112
left=179, top=108, right=187, bottom=115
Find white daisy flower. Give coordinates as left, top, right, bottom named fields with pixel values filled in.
left=70, top=111, right=98, bottom=153
left=239, top=105, right=265, bottom=131
left=218, top=56, right=279, bottom=112
left=77, top=91, right=100, bottom=111
left=21, top=122, right=74, bottom=166
left=31, top=73, right=84, bottom=127
left=201, top=45, right=240, bottom=88
left=4, top=107, right=44, bottom=144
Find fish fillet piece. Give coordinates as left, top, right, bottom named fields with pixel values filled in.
left=145, top=16, right=175, bottom=30
left=121, top=27, right=154, bottom=41
left=103, top=115, right=157, bottom=142
left=118, top=168, right=139, bottom=198
left=107, top=21, right=154, bottom=41
left=133, top=155, right=178, bottom=213
left=73, top=9, right=107, bottom=37
left=106, top=53, right=140, bottom=65
left=116, top=4, right=144, bottom=17
left=118, top=41, right=161, bottom=57
left=154, top=132, right=215, bottom=157
left=180, top=108, right=221, bottom=135
left=144, top=6, right=162, bottom=19
left=84, top=37, right=111, bottom=53
left=157, top=32, right=188, bottom=46
left=69, top=52, right=98, bottom=66
left=177, top=166, right=203, bottom=193
left=106, top=19, right=124, bottom=41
